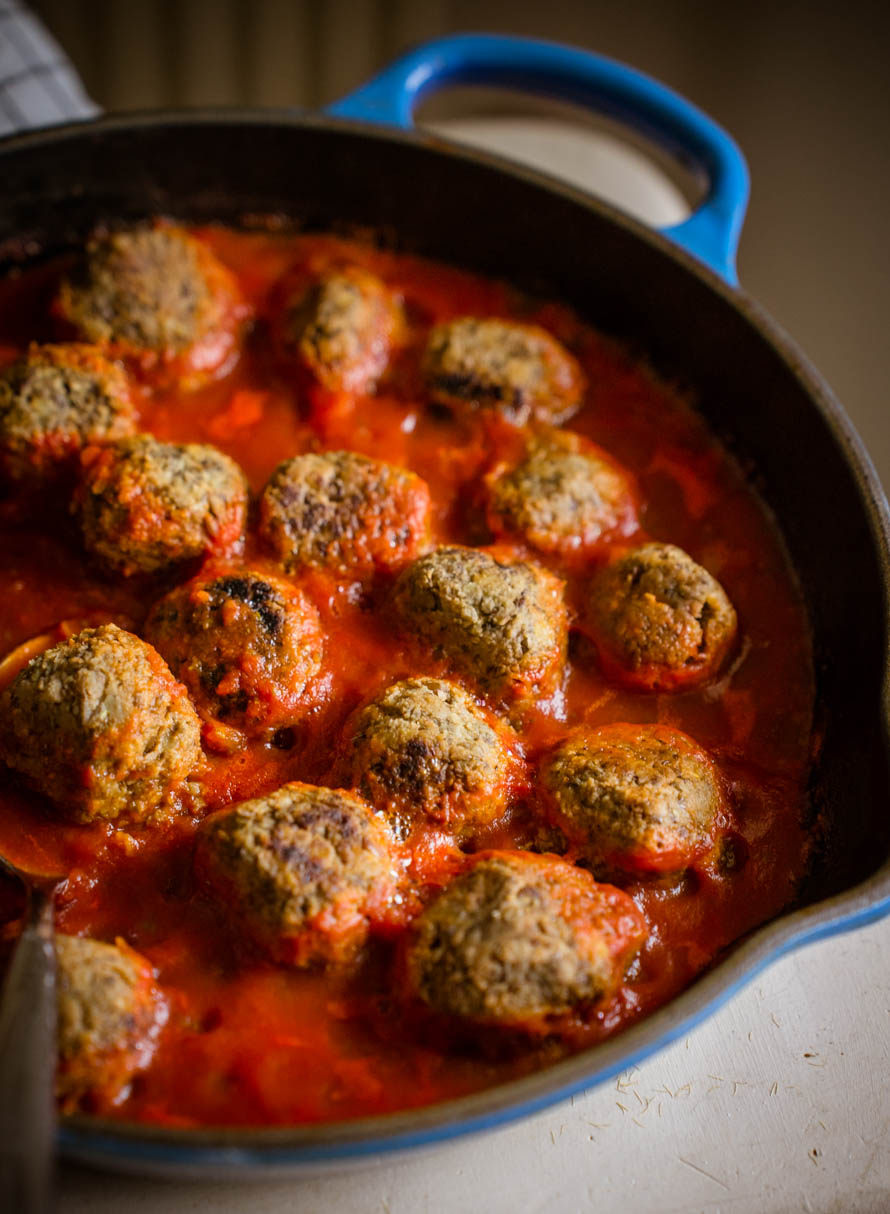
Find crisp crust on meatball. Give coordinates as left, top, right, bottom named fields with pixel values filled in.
left=76, top=434, right=248, bottom=576
left=258, top=449, right=431, bottom=576
left=280, top=267, right=402, bottom=393
left=0, top=343, right=136, bottom=486
left=404, top=851, right=647, bottom=1029
left=145, top=570, right=324, bottom=734
left=56, top=934, right=164, bottom=1111
left=486, top=429, right=639, bottom=558
left=541, top=723, right=722, bottom=874
left=0, top=623, right=202, bottom=823
left=391, top=546, right=568, bottom=701
left=423, top=317, right=585, bottom=425
left=337, top=677, right=517, bottom=837
left=195, top=781, right=397, bottom=965
left=585, top=542, right=737, bottom=691
left=57, top=225, right=240, bottom=362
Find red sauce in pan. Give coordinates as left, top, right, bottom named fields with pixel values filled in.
left=0, top=228, right=815, bottom=1127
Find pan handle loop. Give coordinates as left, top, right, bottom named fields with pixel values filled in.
left=326, top=33, right=749, bottom=286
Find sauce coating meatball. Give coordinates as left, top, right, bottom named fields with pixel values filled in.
left=56, top=225, right=243, bottom=376
left=541, top=723, right=723, bottom=874
left=56, top=934, right=164, bottom=1112
left=391, top=546, right=568, bottom=702
left=0, top=343, right=136, bottom=487
left=76, top=434, right=248, bottom=576
left=0, top=623, right=202, bottom=823
left=337, top=677, right=518, bottom=837
left=586, top=542, right=737, bottom=691
left=258, top=449, right=431, bottom=576
left=404, top=851, right=647, bottom=1030
left=486, top=429, right=639, bottom=559
left=279, top=267, right=402, bottom=392
left=423, top=317, right=585, bottom=425
left=195, top=781, right=397, bottom=965
left=144, top=570, right=324, bottom=734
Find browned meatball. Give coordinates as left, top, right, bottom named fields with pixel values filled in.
left=585, top=542, right=737, bottom=691
left=0, top=343, right=136, bottom=487
left=76, top=434, right=248, bottom=576
left=404, top=851, right=647, bottom=1030
left=391, top=546, right=568, bottom=702
left=0, top=623, right=202, bottom=823
left=337, top=677, right=518, bottom=837
left=258, top=449, right=431, bottom=576
left=57, top=225, right=241, bottom=364
left=423, top=318, right=585, bottom=425
left=195, top=781, right=397, bottom=965
left=56, top=934, right=164, bottom=1112
left=145, top=570, right=324, bottom=734
left=279, top=267, right=402, bottom=392
left=486, top=429, right=639, bottom=559
left=541, top=723, right=723, bottom=875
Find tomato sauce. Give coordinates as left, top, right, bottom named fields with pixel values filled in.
left=0, top=228, right=815, bottom=1126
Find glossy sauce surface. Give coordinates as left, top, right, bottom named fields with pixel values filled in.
left=0, top=229, right=815, bottom=1126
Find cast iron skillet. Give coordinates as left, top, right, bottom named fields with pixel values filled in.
left=1, top=33, right=889, bottom=1180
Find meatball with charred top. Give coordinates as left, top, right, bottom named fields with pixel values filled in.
left=0, top=623, right=202, bottom=823
left=0, top=343, right=136, bottom=487
left=337, top=677, right=518, bottom=838
left=278, top=266, right=402, bottom=393
left=404, top=851, right=647, bottom=1030
left=76, top=434, right=248, bottom=577
left=145, top=570, right=324, bottom=735
left=391, top=546, right=568, bottom=703
left=585, top=542, right=737, bottom=691
left=423, top=317, right=585, bottom=425
left=195, top=781, right=397, bottom=966
left=541, top=723, right=723, bottom=875
left=258, top=449, right=431, bottom=576
left=485, top=429, right=639, bottom=559
left=56, top=934, right=164, bottom=1112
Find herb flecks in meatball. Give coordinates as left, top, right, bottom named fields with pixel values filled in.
left=76, top=434, right=248, bottom=576
left=195, top=782, right=397, bottom=965
left=541, top=723, right=722, bottom=874
left=586, top=542, right=737, bottom=691
left=259, top=449, right=431, bottom=576
left=56, top=934, right=164, bottom=1112
left=339, top=677, right=517, bottom=837
left=0, top=623, right=202, bottom=823
left=486, top=429, right=638, bottom=559
left=392, top=546, right=568, bottom=702
left=423, top=317, right=585, bottom=425
left=405, top=851, right=647, bottom=1029
left=0, top=343, right=136, bottom=486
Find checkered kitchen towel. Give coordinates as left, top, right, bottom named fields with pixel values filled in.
left=0, top=0, right=96, bottom=136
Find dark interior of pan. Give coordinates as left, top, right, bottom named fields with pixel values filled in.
left=2, top=113, right=889, bottom=1002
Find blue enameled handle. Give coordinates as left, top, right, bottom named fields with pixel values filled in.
left=325, top=33, right=750, bottom=285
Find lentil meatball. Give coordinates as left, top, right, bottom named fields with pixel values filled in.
left=195, top=781, right=397, bottom=965
left=338, top=677, right=517, bottom=837
left=404, top=851, right=647, bottom=1029
left=57, top=225, right=240, bottom=361
left=391, top=546, right=568, bottom=701
left=56, top=934, right=163, bottom=1111
left=486, top=429, right=639, bottom=558
left=0, top=343, right=136, bottom=486
left=258, top=449, right=431, bottom=576
left=0, top=623, right=202, bottom=823
left=77, top=434, right=248, bottom=576
left=145, top=570, right=324, bottom=734
left=541, top=723, right=722, bottom=874
left=281, top=267, right=402, bottom=393
left=586, top=542, right=737, bottom=691
left=423, top=317, right=585, bottom=425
